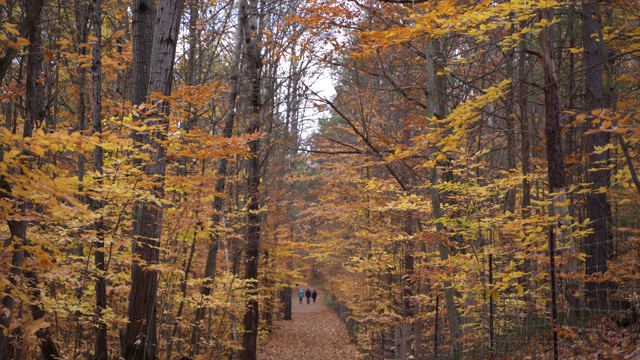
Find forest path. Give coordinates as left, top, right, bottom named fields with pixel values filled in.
left=258, top=288, right=358, bottom=359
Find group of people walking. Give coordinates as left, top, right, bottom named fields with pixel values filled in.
left=298, top=287, right=317, bottom=304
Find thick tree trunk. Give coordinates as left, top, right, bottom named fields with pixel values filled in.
left=26, top=9, right=57, bottom=359
left=1, top=7, right=57, bottom=358
left=539, top=11, right=568, bottom=213
left=0, top=5, right=35, bottom=353
left=582, top=0, right=611, bottom=310
left=240, top=0, right=262, bottom=358
left=538, top=10, right=566, bottom=355
left=122, top=1, right=156, bottom=358
left=123, top=1, right=184, bottom=359
left=131, top=0, right=155, bottom=107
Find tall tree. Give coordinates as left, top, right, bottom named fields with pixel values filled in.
left=123, top=0, right=184, bottom=358
left=240, top=0, right=263, bottom=357
left=2, top=1, right=58, bottom=357
left=90, top=0, right=108, bottom=358
left=582, top=0, right=611, bottom=310
left=130, top=0, right=155, bottom=107
left=426, top=38, right=463, bottom=359
left=537, top=9, right=568, bottom=355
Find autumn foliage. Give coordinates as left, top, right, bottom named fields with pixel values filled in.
left=1, top=0, right=640, bottom=359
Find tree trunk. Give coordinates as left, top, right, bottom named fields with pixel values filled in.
left=504, top=47, right=517, bottom=214
left=0, top=0, right=44, bottom=86
left=240, top=0, right=262, bottom=358
left=131, top=0, right=155, bottom=107
left=91, top=0, right=108, bottom=357
left=122, top=1, right=156, bottom=358
left=123, top=1, right=184, bottom=359
left=582, top=0, right=611, bottom=310
left=426, top=39, right=463, bottom=360
left=25, top=7, right=58, bottom=359
left=185, top=0, right=200, bottom=87
left=283, top=287, right=292, bottom=320
left=538, top=9, right=565, bottom=355
left=76, top=0, right=90, bottom=193
left=519, top=48, right=531, bottom=218
left=1, top=5, right=57, bottom=357
left=0, top=219, right=27, bottom=360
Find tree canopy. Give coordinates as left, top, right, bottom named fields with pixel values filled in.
left=1, top=0, right=640, bottom=359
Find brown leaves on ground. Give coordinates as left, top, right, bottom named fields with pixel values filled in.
left=258, top=289, right=358, bottom=360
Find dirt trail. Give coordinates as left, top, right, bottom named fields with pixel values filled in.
left=258, top=288, right=358, bottom=360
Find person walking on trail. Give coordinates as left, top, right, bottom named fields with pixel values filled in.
left=298, top=288, right=304, bottom=304
left=312, top=290, right=317, bottom=303
left=305, top=288, right=312, bottom=304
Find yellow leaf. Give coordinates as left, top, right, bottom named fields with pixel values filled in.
left=484, top=288, right=499, bottom=301
left=8, top=37, right=30, bottom=49
left=3, top=23, right=18, bottom=36
left=26, top=318, right=50, bottom=337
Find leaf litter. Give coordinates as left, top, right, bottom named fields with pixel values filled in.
left=258, top=289, right=358, bottom=359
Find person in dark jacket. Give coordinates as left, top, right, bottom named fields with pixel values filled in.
left=312, top=290, right=317, bottom=303
left=305, top=288, right=312, bottom=304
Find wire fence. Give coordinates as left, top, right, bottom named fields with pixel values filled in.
left=321, top=224, right=640, bottom=360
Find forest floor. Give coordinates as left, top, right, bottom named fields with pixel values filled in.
left=258, top=288, right=358, bottom=360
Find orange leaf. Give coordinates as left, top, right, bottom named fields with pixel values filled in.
left=112, top=29, right=125, bottom=39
